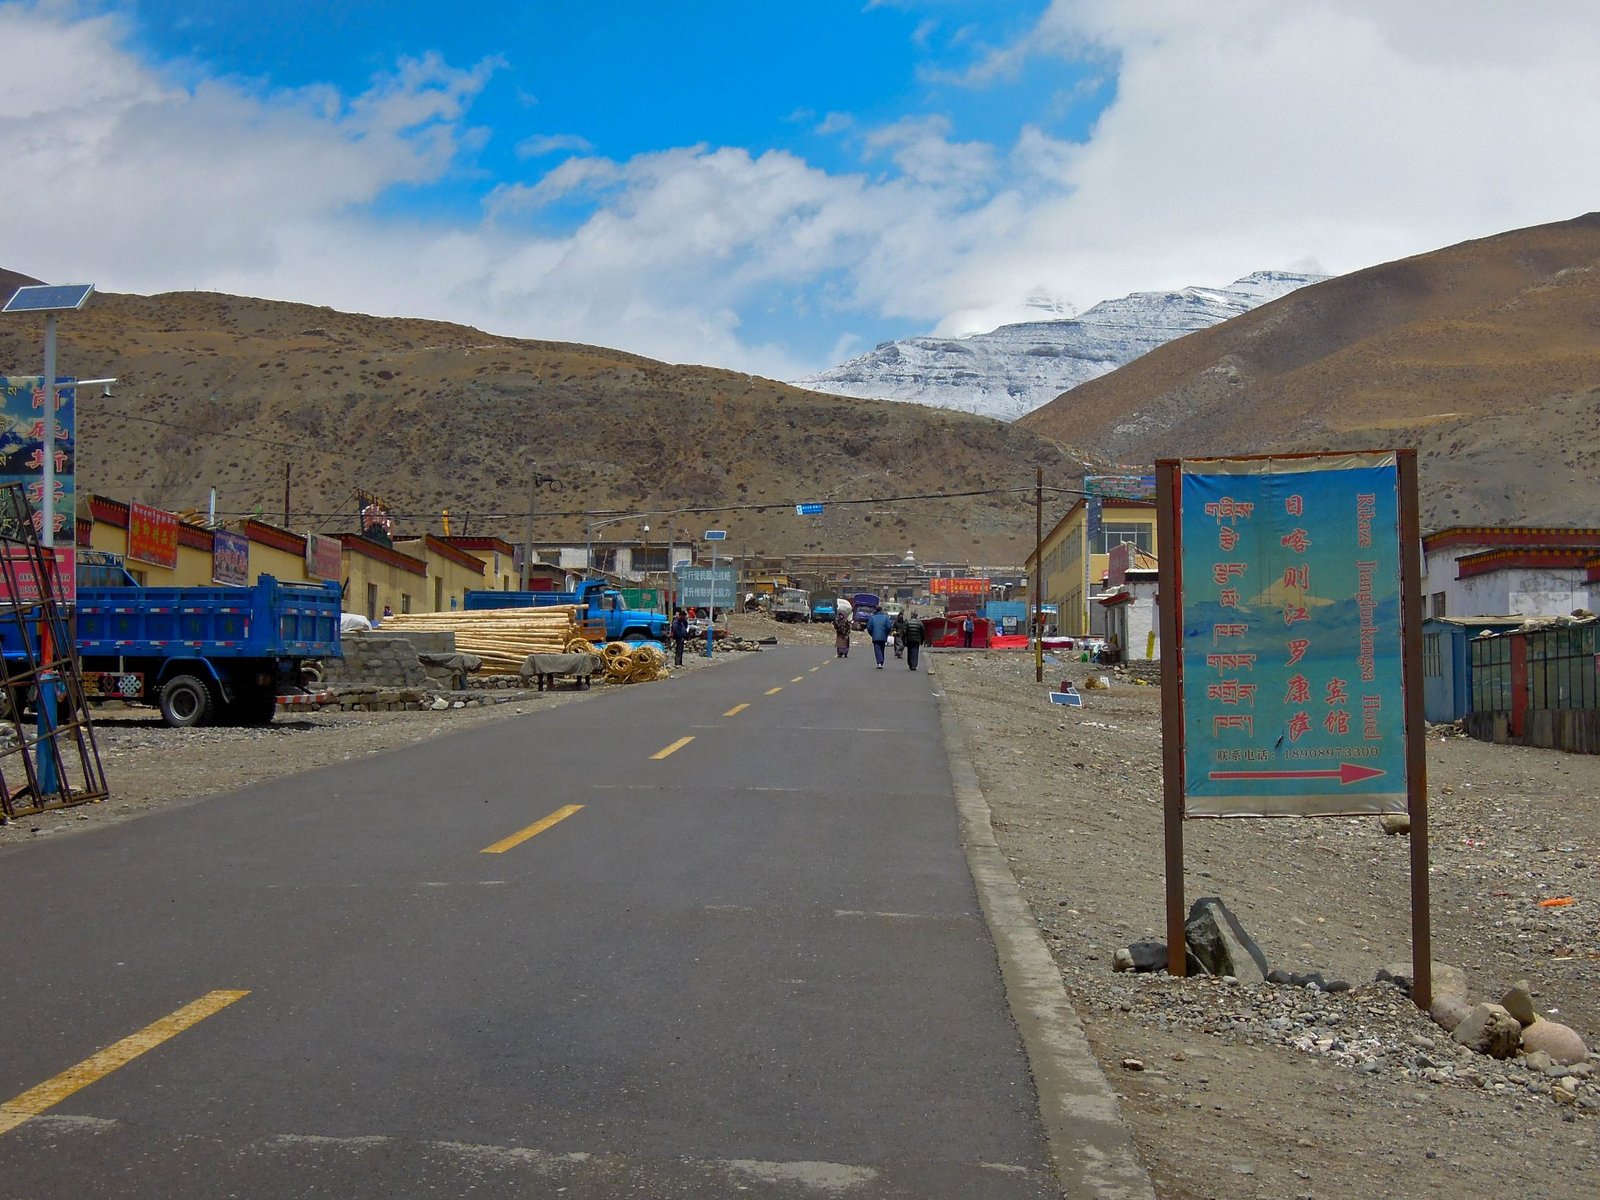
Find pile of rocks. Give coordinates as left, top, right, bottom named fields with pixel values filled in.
left=1105, top=895, right=1592, bottom=1108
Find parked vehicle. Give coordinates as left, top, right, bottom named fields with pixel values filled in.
left=810, top=597, right=836, bottom=623
left=464, top=579, right=670, bottom=642
left=773, top=587, right=811, bottom=623
left=849, top=593, right=881, bottom=629
left=2, top=572, right=344, bottom=727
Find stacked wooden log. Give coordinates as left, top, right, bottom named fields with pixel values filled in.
left=381, top=606, right=590, bottom=674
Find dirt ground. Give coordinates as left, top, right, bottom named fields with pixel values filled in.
left=3, top=617, right=1594, bottom=1199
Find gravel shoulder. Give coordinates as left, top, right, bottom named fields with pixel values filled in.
left=935, top=649, right=1597, bottom=1200
left=6, top=623, right=1594, bottom=1199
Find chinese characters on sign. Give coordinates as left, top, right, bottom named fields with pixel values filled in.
left=127, top=501, right=179, bottom=569
left=1177, top=454, right=1408, bottom=817
left=0, top=375, right=76, bottom=543
left=930, top=577, right=988, bottom=596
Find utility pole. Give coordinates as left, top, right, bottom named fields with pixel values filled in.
left=1035, top=467, right=1044, bottom=683
left=521, top=472, right=562, bottom=588
left=283, top=462, right=291, bottom=526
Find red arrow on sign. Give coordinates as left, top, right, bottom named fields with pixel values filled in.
left=1209, top=762, right=1388, bottom=785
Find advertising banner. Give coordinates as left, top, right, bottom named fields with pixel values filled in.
left=0, top=374, right=75, bottom=546
left=1085, top=474, right=1157, bottom=500
left=212, top=528, right=251, bottom=586
left=1175, top=452, right=1408, bottom=817
left=306, top=533, right=342, bottom=581
left=127, top=501, right=179, bottom=568
left=930, top=577, right=987, bottom=596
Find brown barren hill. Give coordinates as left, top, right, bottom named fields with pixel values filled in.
left=1017, top=212, right=1600, bottom=529
left=0, top=289, right=1085, bottom=561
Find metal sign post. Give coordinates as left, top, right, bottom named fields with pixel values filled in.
left=705, top=530, right=727, bottom=657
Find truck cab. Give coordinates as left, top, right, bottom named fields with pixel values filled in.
left=810, top=598, right=836, bottom=623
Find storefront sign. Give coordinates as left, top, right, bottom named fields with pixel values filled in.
left=127, top=501, right=179, bottom=568
left=930, top=577, right=987, bottom=596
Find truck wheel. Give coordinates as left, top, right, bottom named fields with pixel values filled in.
left=159, top=675, right=215, bottom=728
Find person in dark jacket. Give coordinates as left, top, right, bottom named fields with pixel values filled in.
left=670, top=608, right=689, bottom=666
left=902, top=610, right=927, bottom=671
left=891, top=610, right=906, bottom=658
left=866, top=607, right=893, bottom=668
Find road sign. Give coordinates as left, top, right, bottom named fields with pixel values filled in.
left=674, top=564, right=736, bottom=609
left=704, top=529, right=727, bottom=541
left=795, top=503, right=824, bottom=516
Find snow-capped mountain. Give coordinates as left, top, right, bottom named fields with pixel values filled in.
left=792, top=271, right=1325, bottom=421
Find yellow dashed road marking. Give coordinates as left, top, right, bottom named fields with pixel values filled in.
left=481, top=804, right=584, bottom=853
left=724, top=704, right=749, bottom=717
left=650, top=736, right=696, bottom=760
left=765, top=687, right=783, bottom=696
left=0, top=990, right=250, bottom=1138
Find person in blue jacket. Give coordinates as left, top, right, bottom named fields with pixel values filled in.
left=866, top=607, right=894, bottom=668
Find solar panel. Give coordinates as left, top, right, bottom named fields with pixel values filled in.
left=2, top=283, right=95, bottom=314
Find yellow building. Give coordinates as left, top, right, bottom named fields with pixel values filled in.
left=392, top=535, right=487, bottom=612
left=1025, top=498, right=1157, bottom=635
left=81, top=497, right=315, bottom=589
left=340, top=535, right=427, bottom=619
left=438, top=536, right=519, bottom=591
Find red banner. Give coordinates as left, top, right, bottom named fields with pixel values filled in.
left=127, top=501, right=179, bottom=568
left=931, top=577, right=987, bottom=596
left=0, top=546, right=74, bottom=604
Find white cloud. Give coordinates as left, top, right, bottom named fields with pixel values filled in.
left=4, top=2, right=1600, bottom=381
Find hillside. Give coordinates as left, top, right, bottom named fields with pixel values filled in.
left=792, top=271, right=1322, bottom=420
left=0, top=289, right=1086, bottom=562
left=1017, top=213, right=1600, bottom=530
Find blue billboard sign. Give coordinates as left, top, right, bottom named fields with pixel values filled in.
left=795, top=503, right=824, bottom=516
left=1176, top=452, right=1408, bottom=817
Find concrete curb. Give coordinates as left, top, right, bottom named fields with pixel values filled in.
left=937, top=691, right=1158, bottom=1200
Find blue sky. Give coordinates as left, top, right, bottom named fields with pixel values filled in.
left=5, top=2, right=1600, bottom=380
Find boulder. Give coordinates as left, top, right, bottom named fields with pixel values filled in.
left=1112, top=948, right=1135, bottom=973
left=1430, top=994, right=1474, bottom=1033
left=1127, top=941, right=1170, bottom=972
left=1184, top=896, right=1269, bottom=984
left=1379, top=812, right=1411, bottom=835
left=1521, top=1019, right=1590, bottom=1066
left=1451, top=1003, right=1523, bottom=1059
left=1498, top=980, right=1536, bottom=1026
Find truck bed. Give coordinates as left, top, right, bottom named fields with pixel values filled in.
left=73, top=576, right=342, bottom=659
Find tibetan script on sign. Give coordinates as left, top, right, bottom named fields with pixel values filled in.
left=1177, top=453, right=1408, bottom=817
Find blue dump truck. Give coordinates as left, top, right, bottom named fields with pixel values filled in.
left=2, top=573, right=343, bottom=728
left=464, top=579, right=670, bottom=642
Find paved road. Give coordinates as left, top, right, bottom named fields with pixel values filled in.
left=0, top=646, right=1060, bottom=1197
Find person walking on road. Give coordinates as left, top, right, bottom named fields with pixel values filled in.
left=866, top=607, right=893, bottom=668
left=670, top=607, right=689, bottom=667
left=903, top=610, right=927, bottom=671
left=833, top=609, right=852, bottom=658
left=891, top=610, right=906, bottom=658
left=961, top=614, right=975, bottom=648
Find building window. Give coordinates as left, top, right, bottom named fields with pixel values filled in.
left=1423, top=632, right=1442, bottom=678
left=401, top=593, right=412, bottom=614
left=366, top=582, right=378, bottom=620
left=633, top=547, right=669, bottom=573
left=1430, top=591, right=1447, bottom=618
left=1094, top=522, right=1153, bottom=556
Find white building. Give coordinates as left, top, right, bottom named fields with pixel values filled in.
left=1421, top=527, right=1600, bottom=619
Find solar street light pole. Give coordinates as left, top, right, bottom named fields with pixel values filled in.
left=41, top=312, right=58, bottom=547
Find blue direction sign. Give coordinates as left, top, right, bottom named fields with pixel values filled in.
left=795, top=503, right=824, bottom=516
left=704, top=529, right=727, bottom=540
